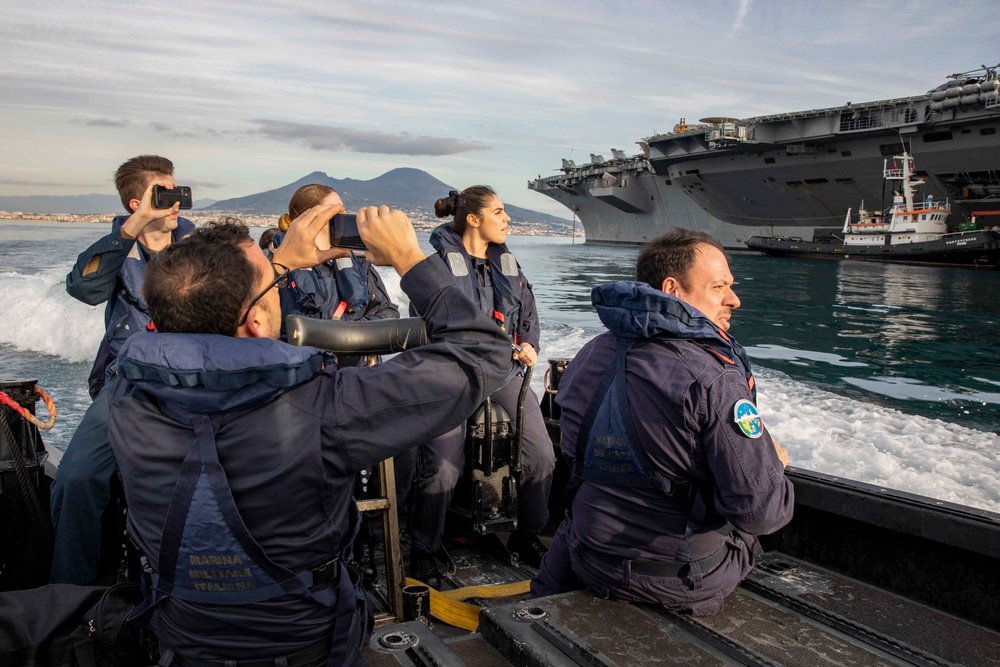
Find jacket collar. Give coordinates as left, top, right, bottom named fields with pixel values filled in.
left=592, top=281, right=724, bottom=341
left=592, top=281, right=755, bottom=391
left=116, top=333, right=330, bottom=413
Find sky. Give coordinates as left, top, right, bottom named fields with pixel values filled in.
left=3, top=0, right=999, bottom=218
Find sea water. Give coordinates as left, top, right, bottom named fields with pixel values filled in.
left=2, top=220, right=999, bottom=512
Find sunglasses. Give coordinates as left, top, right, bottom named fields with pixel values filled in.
left=237, top=261, right=290, bottom=327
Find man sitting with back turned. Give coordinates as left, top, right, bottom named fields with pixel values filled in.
left=52, top=155, right=193, bottom=584
left=106, top=206, right=511, bottom=665
left=532, top=228, right=794, bottom=615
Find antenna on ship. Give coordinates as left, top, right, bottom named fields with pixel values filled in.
left=571, top=208, right=578, bottom=245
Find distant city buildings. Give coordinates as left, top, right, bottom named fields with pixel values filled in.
left=0, top=208, right=575, bottom=237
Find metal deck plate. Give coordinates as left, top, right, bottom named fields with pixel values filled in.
left=481, top=591, right=734, bottom=666
left=744, top=552, right=1000, bottom=667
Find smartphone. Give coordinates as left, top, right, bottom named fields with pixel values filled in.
left=329, top=213, right=367, bottom=250
left=152, top=185, right=193, bottom=210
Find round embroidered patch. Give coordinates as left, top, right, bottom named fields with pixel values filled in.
left=733, top=399, right=763, bottom=439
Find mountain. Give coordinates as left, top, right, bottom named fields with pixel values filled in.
left=207, top=168, right=572, bottom=233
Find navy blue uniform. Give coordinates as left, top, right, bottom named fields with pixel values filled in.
left=405, top=225, right=554, bottom=554
left=107, top=258, right=510, bottom=664
left=532, top=281, right=794, bottom=615
left=50, top=216, right=194, bottom=585
left=406, top=225, right=555, bottom=553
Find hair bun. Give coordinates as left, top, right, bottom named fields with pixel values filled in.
left=278, top=213, right=292, bottom=232
left=434, top=190, right=461, bottom=218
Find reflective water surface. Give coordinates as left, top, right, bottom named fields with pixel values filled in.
left=509, top=237, right=1000, bottom=435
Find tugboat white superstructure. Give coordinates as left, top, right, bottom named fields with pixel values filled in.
left=843, top=153, right=951, bottom=245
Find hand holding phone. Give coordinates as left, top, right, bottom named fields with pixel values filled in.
left=329, top=213, right=367, bottom=250
left=271, top=204, right=349, bottom=271
left=356, top=205, right=424, bottom=277
left=152, top=185, right=193, bottom=210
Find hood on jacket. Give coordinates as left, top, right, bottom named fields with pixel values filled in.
left=429, top=223, right=462, bottom=255
left=116, top=333, right=330, bottom=414
left=429, top=223, right=515, bottom=255
left=592, top=281, right=723, bottom=341
left=592, top=281, right=756, bottom=391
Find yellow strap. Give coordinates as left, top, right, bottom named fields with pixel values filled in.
left=405, top=577, right=531, bottom=632
left=438, top=580, right=531, bottom=601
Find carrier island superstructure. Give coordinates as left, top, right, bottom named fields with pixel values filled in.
left=528, top=64, right=1000, bottom=249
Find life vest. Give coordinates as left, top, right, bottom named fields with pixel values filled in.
left=429, top=224, right=524, bottom=339
left=286, top=255, right=373, bottom=321
left=574, top=338, right=698, bottom=498
left=130, top=410, right=370, bottom=666
left=570, top=337, right=737, bottom=570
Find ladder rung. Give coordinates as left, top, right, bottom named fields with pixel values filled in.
left=357, top=498, right=390, bottom=512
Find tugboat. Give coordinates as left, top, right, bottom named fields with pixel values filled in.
left=745, top=152, right=1000, bottom=267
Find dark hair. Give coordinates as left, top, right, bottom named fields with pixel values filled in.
left=279, top=184, right=336, bottom=232
left=259, top=227, right=280, bottom=251
left=145, top=221, right=260, bottom=336
left=113, top=155, right=174, bottom=212
left=636, top=228, right=725, bottom=290
left=434, top=185, right=497, bottom=234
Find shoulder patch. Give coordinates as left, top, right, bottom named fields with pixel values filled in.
left=446, top=252, right=469, bottom=277
left=499, top=252, right=518, bottom=276
left=733, top=399, right=763, bottom=439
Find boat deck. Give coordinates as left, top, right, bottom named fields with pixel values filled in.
left=364, top=548, right=1000, bottom=666
left=361, top=465, right=1000, bottom=666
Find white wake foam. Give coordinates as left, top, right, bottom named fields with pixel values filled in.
left=756, top=367, right=1000, bottom=513
left=0, top=266, right=104, bottom=362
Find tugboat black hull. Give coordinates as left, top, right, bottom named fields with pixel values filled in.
left=745, top=230, right=1000, bottom=268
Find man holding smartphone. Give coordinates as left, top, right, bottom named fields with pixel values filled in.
left=51, top=155, right=195, bottom=584
left=107, top=206, right=511, bottom=665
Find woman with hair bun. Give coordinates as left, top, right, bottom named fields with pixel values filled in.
left=275, top=184, right=399, bottom=365
left=407, top=185, right=555, bottom=584
left=277, top=184, right=401, bottom=579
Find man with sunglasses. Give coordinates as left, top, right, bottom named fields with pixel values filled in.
left=106, top=206, right=512, bottom=666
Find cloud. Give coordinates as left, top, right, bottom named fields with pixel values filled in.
left=732, top=0, right=752, bottom=34
left=3, top=0, right=1000, bottom=216
left=70, top=117, right=130, bottom=127
left=0, top=177, right=105, bottom=188
left=250, top=119, right=491, bottom=156
left=149, top=121, right=198, bottom=138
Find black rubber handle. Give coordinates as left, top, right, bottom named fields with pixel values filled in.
left=285, top=316, right=429, bottom=355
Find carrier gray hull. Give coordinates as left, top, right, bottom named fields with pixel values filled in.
left=530, top=165, right=824, bottom=249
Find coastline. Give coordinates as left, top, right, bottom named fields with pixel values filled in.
left=1, top=213, right=576, bottom=237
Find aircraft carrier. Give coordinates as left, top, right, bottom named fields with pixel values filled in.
left=528, top=64, right=1000, bottom=249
